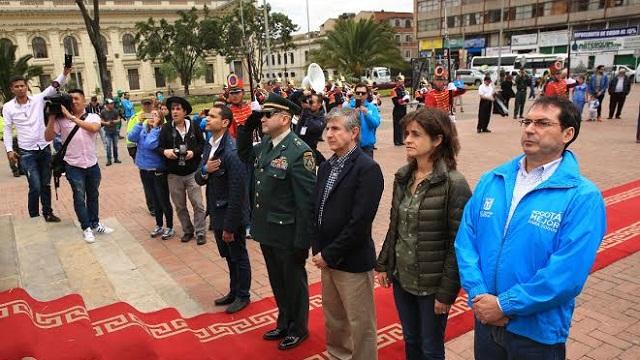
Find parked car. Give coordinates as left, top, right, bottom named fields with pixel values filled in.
left=455, top=69, right=486, bottom=86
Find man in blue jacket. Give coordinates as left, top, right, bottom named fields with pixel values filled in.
left=343, top=83, right=380, bottom=158
left=455, top=96, right=606, bottom=359
left=195, top=104, right=251, bottom=314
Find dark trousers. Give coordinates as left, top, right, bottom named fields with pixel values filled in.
left=609, top=93, right=627, bottom=118
left=478, top=99, right=493, bottom=131
left=474, top=319, right=565, bottom=360
left=393, top=281, right=447, bottom=360
left=65, top=163, right=101, bottom=230
left=392, top=107, right=407, bottom=145
left=104, top=132, right=119, bottom=162
left=261, top=244, right=308, bottom=337
left=140, top=169, right=173, bottom=228
left=514, top=91, right=526, bottom=118
left=18, top=147, right=53, bottom=217
left=361, top=146, right=374, bottom=158
left=595, top=93, right=605, bottom=117
left=138, top=169, right=155, bottom=213
left=214, top=227, right=251, bottom=299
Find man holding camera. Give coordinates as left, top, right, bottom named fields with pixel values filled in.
left=158, top=96, right=207, bottom=245
left=2, top=67, right=71, bottom=221
left=44, top=89, right=113, bottom=243
left=343, top=83, right=381, bottom=158
left=237, top=93, right=316, bottom=350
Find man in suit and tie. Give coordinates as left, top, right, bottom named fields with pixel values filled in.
left=311, top=107, right=385, bottom=359
left=195, top=104, right=251, bottom=314
left=237, top=93, right=316, bottom=350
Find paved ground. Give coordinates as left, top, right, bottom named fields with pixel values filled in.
left=1, top=86, right=639, bottom=359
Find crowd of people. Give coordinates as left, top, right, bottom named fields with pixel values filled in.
left=0, top=60, right=630, bottom=360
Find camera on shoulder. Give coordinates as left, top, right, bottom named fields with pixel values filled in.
left=44, top=93, right=73, bottom=123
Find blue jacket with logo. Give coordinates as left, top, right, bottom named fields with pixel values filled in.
left=343, top=98, right=380, bottom=148
left=455, top=151, right=606, bottom=345
left=128, top=123, right=166, bottom=171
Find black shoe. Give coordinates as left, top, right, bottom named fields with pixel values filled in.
left=607, top=117, right=613, bottom=120
left=12, top=170, right=20, bottom=177
left=615, top=116, right=621, bottom=119
left=118, top=135, right=125, bottom=140
left=225, top=298, right=250, bottom=314
left=263, top=328, right=288, bottom=341
left=114, top=159, right=122, bottom=163
left=106, top=161, right=112, bottom=166
left=196, top=234, right=206, bottom=245
left=484, top=129, right=492, bottom=133
left=43, top=213, right=61, bottom=223
left=278, top=334, right=308, bottom=350
left=181, top=233, right=194, bottom=242
left=477, top=129, right=482, bottom=133
left=214, top=293, right=236, bottom=306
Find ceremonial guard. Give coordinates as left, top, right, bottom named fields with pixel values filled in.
left=237, top=94, right=316, bottom=351
left=544, top=61, right=575, bottom=97
left=414, top=78, right=429, bottom=105
left=325, top=80, right=345, bottom=113
left=424, top=66, right=465, bottom=113
left=285, top=79, right=297, bottom=98
left=391, top=74, right=409, bottom=146
left=272, top=78, right=287, bottom=98
left=224, top=74, right=252, bottom=138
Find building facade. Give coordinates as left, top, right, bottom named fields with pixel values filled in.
left=0, top=0, right=237, bottom=99
left=415, top=0, right=640, bottom=68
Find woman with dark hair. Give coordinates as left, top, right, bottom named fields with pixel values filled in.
left=376, top=108, right=471, bottom=360
left=128, top=109, right=174, bottom=240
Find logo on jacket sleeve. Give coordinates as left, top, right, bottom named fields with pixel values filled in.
left=528, top=210, right=563, bottom=232
left=480, top=198, right=495, bottom=218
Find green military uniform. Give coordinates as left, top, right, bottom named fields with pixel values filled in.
left=237, top=95, right=316, bottom=340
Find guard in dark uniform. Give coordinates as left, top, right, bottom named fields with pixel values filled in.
left=236, top=93, right=316, bottom=351
left=391, top=74, right=408, bottom=146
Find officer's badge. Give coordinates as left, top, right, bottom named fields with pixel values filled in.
left=303, top=151, right=315, bottom=172
left=270, top=157, right=288, bottom=170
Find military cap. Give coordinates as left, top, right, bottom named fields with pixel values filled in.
left=261, top=93, right=301, bottom=116
left=165, top=96, right=193, bottom=115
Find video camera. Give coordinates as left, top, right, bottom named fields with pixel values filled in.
left=174, top=144, right=187, bottom=166
left=44, top=93, right=73, bottom=123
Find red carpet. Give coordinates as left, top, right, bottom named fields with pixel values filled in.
left=1, top=179, right=640, bottom=360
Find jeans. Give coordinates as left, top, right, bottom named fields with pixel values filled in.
left=18, top=147, right=53, bottom=217
left=140, top=169, right=173, bottom=228
left=213, top=227, right=251, bottom=299
left=474, top=319, right=566, bottom=360
left=514, top=91, right=526, bottom=118
left=65, top=163, right=101, bottom=230
left=392, top=280, right=447, bottom=360
left=104, top=131, right=119, bottom=162
left=138, top=169, right=156, bottom=214
left=573, top=100, right=586, bottom=120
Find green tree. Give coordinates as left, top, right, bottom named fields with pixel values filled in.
left=218, top=2, right=298, bottom=84
left=310, top=18, right=406, bottom=79
left=76, top=0, right=113, bottom=98
left=0, top=41, right=43, bottom=102
left=134, top=7, right=222, bottom=95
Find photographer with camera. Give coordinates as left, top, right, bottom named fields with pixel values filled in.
left=158, top=96, right=207, bottom=245
left=44, top=89, right=113, bottom=243
left=2, top=66, right=71, bottom=221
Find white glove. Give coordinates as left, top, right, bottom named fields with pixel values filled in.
left=250, top=100, right=261, bottom=111
left=447, top=82, right=457, bottom=91
left=566, top=78, right=577, bottom=85
left=402, top=95, right=411, bottom=102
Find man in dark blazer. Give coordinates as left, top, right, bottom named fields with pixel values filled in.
left=608, top=68, right=632, bottom=119
left=195, top=104, right=251, bottom=314
left=310, top=107, right=384, bottom=360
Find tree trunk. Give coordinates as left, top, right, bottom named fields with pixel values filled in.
left=76, top=0, right=113, bottom=98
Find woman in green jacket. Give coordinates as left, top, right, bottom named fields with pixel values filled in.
left=376, top=108, right=471, bottom=360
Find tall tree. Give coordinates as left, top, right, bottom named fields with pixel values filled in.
left=218, top=2, right=298, bottom=84
left=0, top=41, right=43, bottom=102
left=134, top=7, right=222, bottom=95
left=75, top=0, right=112, bottom=98
left=310, top=18, right=406, bottom=80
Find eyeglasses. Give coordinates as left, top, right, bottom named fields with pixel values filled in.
left=355, top=91, right=367, bottom=95
left=263, top=110, right=288, bottom=119
left=519, top=119, right=561, bottom=128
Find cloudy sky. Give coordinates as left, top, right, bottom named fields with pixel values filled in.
left=265, top=0, right=414, bottom=34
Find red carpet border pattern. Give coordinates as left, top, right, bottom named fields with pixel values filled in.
left=1, top=179, right=640, bottom=359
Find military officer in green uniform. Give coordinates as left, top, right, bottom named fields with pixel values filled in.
left=237, top=93, right=316, bottom=351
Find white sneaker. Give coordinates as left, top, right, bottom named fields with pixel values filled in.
left=92, top=223, right=114, bottom=234
left=83, top=228, right=96, bottom=243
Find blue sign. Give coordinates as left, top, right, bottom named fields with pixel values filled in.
left=574, top=26, right=638, bottom=40
left=464, top=38, right=486, bottom=49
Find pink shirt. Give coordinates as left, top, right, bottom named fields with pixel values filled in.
left=54, top=113, right=101, bottom=169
